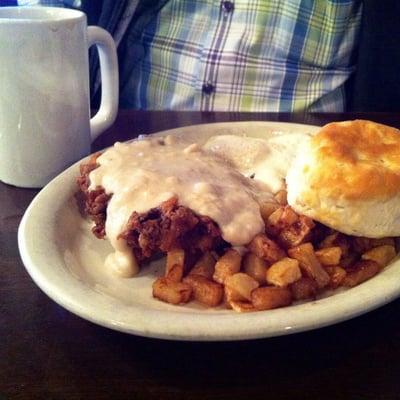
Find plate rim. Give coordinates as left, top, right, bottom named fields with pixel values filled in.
left=18, top=120, right=400, bottom=341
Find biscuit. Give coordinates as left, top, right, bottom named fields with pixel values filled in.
left=286, top=120, right=400, bottom=237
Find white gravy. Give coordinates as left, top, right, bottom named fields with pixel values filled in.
left=89, top=137, right=271, bottom=276
left=203, top=133, right=310, bottom=193
left=88, top=132, right=309, bottom=277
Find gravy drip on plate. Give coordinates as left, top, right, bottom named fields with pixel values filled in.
left=89, top=136, right=274, bottom=277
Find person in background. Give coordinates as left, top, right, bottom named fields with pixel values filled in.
left=0, top=0, right=363, bottom=113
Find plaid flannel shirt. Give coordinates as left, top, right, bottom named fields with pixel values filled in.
left=125, top=0, right=362, bottom=111
left=3, top=0, right=362, bottom=112
left=2, top=0, right=69, bottom=6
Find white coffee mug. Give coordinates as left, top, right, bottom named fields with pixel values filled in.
left=0, top=7, right=118, bottom=188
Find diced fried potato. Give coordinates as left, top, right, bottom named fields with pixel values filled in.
left=152, top=277, right=192, bottom=304
left=165, top=263, right=184, bottom=283
left=224, top=273, right=260, bottom=301
left=290, top=277, right=318, bottom=300
left=247, top=234, right=286, bottom=263
left=315, top=246, right=342, bottom=266
left=274, top=190, right=288, bottom=205
left=278, top=215, right=315, bottom=248
left=288, top=243, right=330, bottom=288
left=229, top=300, right=255, bottom=313
left=266, top=206, right=298, bottom=236
left=165, top=248, right=185, bottom=282
left=259, top=201, right=280, bottom=221
left=281, top=206, right=300, bottom=225
left=166, top=248, right=185, bottom=270
left=319, top=233, right=350, bottom=257
left=189, top=252, right=216, bottom=279
left=319, top=232, right=339, bottom=248
left=251, top=287, right=292, bottom=311
left=370, top=238, right=395, bottom=248
left=242, top=252, right=268, bottom=284
left=183, top=274, right=223, bottom=307
left=224, top=285, right=245, bottom=303
left=342, top=260, right=380, bottom=287
left=266, top=257, right=301, bottom=287
left=267, top=207, right=284, bottom=226
left=324, top=265, right=347, bottom=289
left=265, top=207, right=284, bottom=235
left=361, top=245, right=396, bottom=268
left=213, top=248, right=242, bottom=284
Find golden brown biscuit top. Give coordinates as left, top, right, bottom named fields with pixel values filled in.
left=308, top=120, right=400, bottom=200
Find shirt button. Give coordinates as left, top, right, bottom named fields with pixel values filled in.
left=202, top=82, right=215, bottom=95
left=221, top=1, right=234, bottom=13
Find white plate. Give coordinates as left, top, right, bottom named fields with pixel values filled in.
left=18, top=121, right=400, bottom=341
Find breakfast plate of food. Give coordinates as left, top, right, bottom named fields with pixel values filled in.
left=18, top=120, right=400, bottom=340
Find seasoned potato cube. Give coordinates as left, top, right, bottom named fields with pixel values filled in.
left=266, top=206, right=298, bottom=236
left=361, top=245, right=396, bottom=268
left=247, top=234, right=286, bottom=263
left=278, top=215, right=315, bottom=248
left=319, top=233, right=350, bottom=257
left=189, top=252, right=216, bottom=279
left=224, top=285, right=257, bottom=310
left=224, top=273, right=260, bottom=301
left=152, top=277, right=192, bottom=304
left=290, top=277, right=318, bottom=300
left=213, top=248, right=241, bottom=284
left=342, top=260, right=380, bottom=287
left=267, top=207, right=284, bottom=226
left=165, top=248, right=185, bottom=282
left=183, top=274, right=223, bottom=307
left=288, top=243, right=330, bottom=288
left=166, top=263, right=184, bottom=283
left=242, top=252, right=268, bottom=284
left=251, top=287, right=292, bottom=310
left=228, top=300, right=255, bottom=313
left=319, top=232, right=339, bottom=248
left=274, top=189, right=288, bottom=205
left=315, top=246, right=342, bottom=266
left=266, top=257, right=301, bottom=287
left=280, top=206, right=300, bottom=226
left=265, top=207, right=284, bottom=236
left=259, top=201, right=280, bottom=221
left=224, top=285, right=245, bottom=303
left=324, top=265, right=347, bottom=289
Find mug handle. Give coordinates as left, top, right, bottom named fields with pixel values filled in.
left=87, top=26, right=119, bottom=142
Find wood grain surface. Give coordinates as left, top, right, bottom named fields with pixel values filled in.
left=1, top=111, right=400, bottom=400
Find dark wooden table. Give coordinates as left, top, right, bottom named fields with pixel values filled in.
left=2, top=111, right=400, bottom=400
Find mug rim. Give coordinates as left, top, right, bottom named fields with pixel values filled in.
left=0, top=6, right=85, bottom=23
